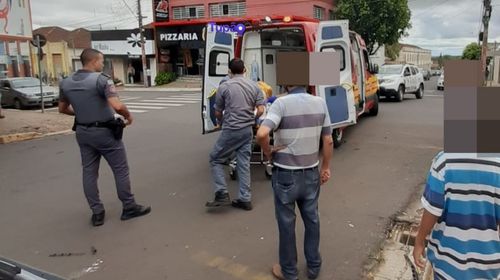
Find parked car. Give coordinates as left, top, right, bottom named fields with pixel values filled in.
left=437, top=73, right=445, bottom=90
left=420, top=68, right=431, bottom=80
left=376, top=64, right=425, bottom=102
left=0, top=77, right=59, bottom=109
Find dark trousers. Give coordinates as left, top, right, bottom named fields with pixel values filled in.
left=272, top=166, right=322, bottom=280
left=76, top=126, right=136, bottom=214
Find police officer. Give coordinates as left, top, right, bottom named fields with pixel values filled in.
left=59, top=48, right=151, bottom=227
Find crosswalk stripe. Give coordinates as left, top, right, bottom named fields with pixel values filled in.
left=171, top=95, right=200, bottom=98
left=125, top=102, right=184, bottom=107
left=120, top=97, right=140, bottom=101
left=129, top=109, right=147, bottom=113
left=151, top=100, right=198, bottom=104
left=155, top=98, right=201, bottom=102
left=142, top=99, right=199, bottom=103
left=125, top=105, right=166, bottom=109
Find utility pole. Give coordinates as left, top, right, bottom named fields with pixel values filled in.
left=137, top=0, right=149, bottom=87
left=480, top=0, right=492, bottom=84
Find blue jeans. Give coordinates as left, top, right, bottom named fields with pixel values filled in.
left=272, top=166, right=322, bottom=280
left=210, top=127, right=253, bottom=201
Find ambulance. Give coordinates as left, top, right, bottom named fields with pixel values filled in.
left=202, top=16, right=380, bottom=147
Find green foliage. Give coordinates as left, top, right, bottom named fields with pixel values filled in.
left=385, top=43, right=401, bottom=61
left=155, top=72, right=177, bottom=85
left=336, top=0, right=412, bottom=55
left=462, top=43, right=481, bottom=60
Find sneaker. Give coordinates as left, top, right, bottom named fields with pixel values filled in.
left=231, top=199, right=252, bottom=211
left=120, top=204, right=151, bottom=221
left=205, top=191, right=231, bottom=207
left=91, top=210, right=105, bottom=227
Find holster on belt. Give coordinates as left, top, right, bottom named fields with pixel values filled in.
left=73, top=118, right=126, bottom=140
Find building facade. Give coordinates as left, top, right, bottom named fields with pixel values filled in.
left=91, top=29, right=156, bottom=85
left=0, top=0, right=33, bottom=78
left=31, top=27, right=91, bottom=85
left=396, top=44, right=432, bottom=70
left=152, top=0, right=335, bottom=76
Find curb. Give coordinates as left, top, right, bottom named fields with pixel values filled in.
left=0, top=129, right=74, bottom=144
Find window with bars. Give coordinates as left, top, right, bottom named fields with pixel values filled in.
left=210, top=2, right=246, bottom=17
left=172, top=5, right=205, bottom=19
left=313, top=6, right=324, bottom=20
left=329, top=10, right=335, bottom=20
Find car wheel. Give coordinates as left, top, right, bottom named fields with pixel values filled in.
left=368, top=93, right=379, bottom=116
left=397, top=85, right=405, bottom=102
left=416, top=84, right=424, bottom=99
left=14, top=99, right=24, bottom=110
left=333, top=128, right=343, bottom=148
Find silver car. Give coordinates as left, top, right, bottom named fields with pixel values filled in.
left=0, top=77, right=59, bottom=109
left=437, top=73, right=445, bottom=90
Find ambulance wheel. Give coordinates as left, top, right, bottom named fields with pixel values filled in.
left=368, top=94, right=379, bottom=116
left=230, top=168, right=237, bottom=180
left=333, top=128, right=343, bottom=148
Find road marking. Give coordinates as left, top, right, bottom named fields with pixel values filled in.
left=155, top=97, right=201, bottom=102
left=120, top=97, right=140, bottom=101
left=161, top=97, right=201, bottom=100
left=128, top=109, right=147, bottom=113
left=191, top=251, right=274, bottom=280
left=125, top=102, right=185, bottom=107
left=125, top=105, right=166, bottom=110
left=142, top=99, right=199, bottom=103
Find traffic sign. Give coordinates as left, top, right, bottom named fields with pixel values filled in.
left=31, top=34, right=47, bottom=48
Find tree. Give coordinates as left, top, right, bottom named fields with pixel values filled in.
left=336, top=0, right=412, bottom=55
left=462, top=43, right=481, bottom=60
left=385, top=43, right=401, bottom=61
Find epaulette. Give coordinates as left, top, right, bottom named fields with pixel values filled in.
left=100, top=72, right=111, bottom=79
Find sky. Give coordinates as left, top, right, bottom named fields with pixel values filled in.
left=30, top=0, right=500, bottom=56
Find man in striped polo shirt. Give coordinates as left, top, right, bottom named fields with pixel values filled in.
left=256, top=86, right=333, bottom=280
left=413, top=152, right=500, bottom=279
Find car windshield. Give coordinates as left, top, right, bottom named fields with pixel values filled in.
left=379, top=65, right=403, bottom=75
left=11, top=78, right=42, bottom=88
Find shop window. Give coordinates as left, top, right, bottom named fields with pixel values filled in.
left=209, top=51, right=229, bottom=76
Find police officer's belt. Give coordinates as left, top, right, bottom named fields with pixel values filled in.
left=75, top=120, right=114, bottom=128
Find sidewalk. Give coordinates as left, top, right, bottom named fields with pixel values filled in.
left=0, top=109, right=73, bottom=144
left=366, top=187, right=432, bottom=280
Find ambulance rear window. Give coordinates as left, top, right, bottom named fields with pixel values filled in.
left=321, top=46, right=345, bottom=71
left=215, top=32, right=233, bottom=46
left=260, top=28, right=305, bottom=48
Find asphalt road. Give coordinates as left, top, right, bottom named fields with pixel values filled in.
left=0, top=77, right=443, bottom=280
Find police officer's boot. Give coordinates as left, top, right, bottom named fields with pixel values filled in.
left=121, top=204, right=151, bottom=221
left=205, top=191, right=231, bottom=207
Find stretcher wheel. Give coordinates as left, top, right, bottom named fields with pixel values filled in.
left=230, top=167, right=237, bottom=180
left=265, top=165, right=273, bottom=180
